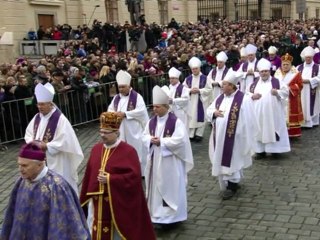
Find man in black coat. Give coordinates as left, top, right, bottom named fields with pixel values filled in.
left=288, top=36, right=306, bottom=67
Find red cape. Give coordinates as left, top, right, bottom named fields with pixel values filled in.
left=80, top=141, right=156, bottom=240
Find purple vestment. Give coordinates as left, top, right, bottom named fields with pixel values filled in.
left=0, top=169, right=91, bottom=239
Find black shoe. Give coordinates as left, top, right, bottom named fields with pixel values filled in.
left=194, top=136, right=203, bottom=142
left=153, top=222, right=181, bottom=231
left=271, top=153, right=281, bottom=159
left=222, top=181, right=239, bottom=200
left=222, top=189, right=236, bottom=200
left=254, top=152, right=266, bottom=160
left=189, top=137, right=195, bottom=142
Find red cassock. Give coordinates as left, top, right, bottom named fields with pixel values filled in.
left=287, top=72, right=304, bottom=137
left=80, top=141, right=156, bottom=240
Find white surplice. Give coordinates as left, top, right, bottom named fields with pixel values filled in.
left=274, top=67, right=300, bottom=121
left=108, top=89, right=149, bottom=175
left=183, top=73, right=212, bottom=136
left=207, top=91, right=256, bottom=190
left=143, top=113, right=194, bottom=224
left=25, top=107, right=84, bottom=193
left=249, top=77, right=291, bottom=153
left=237, top=59, right=260, bottom=92
left=298, top=62, right=320, bottom=127
left=168, top=83, right=190, bottom=130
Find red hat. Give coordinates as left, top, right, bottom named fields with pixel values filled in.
left=161, top=32, right=168, bottom=39
left=19, top=143, right=46, bottom=161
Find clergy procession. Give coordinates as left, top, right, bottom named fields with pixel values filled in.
left=2, top=42, right=320, bottom=239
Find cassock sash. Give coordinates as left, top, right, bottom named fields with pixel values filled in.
left=113, top=89, right=138, bottom=111
left=214, top=91, right=245, bottom=167
left=211, top=67, right=229, bottom=82
left=174, top=83, right=184, bottom=98
left=297, top=64, right=319, bottom=115
left=186, top=74, right=207, bottom=122
left=249, top=77, right=280, bottom=93
left=148, top=112, right=177, bottom=138
left=33, top=109, right=61, bottom=143
left=242, top=60, right=258, bottom=72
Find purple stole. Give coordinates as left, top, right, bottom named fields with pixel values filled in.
left=268, top=56, right=281, bottom=69
left=242, top=60, right=258, bottom=72
left=148, top=112, right=177, bottom=138
left=33, top=109, right=61, bottom=143
left=186, top=74, right=207, bottom=122
left=174, top=83, right=184, bottom=98
left=233, top=61, right=244, bottom=71
left=313, top=53, right=320, bottom=64
left=249, top=77, right=280, bottom=93
left=211, top=67, right=229, bottom=82
left=214, top=91, right=245, bottom=167
left=297, top=63, right=319, bottom=116
left=113, top=89, right=138, bottom=111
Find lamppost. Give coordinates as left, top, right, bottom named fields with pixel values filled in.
left=233, top=0, right=238, bottom=22
left=88, top=5, right=100, bottom=26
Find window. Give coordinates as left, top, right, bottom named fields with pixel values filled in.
left=272, top=8, right=282, bottom=20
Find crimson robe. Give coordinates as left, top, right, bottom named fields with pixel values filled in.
left=287, top=72, right=304, bottom=137
left=80, top=141, right=156, bottom=240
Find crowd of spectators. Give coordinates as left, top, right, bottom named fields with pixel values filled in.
left=1, top=17, right=320, bottom=143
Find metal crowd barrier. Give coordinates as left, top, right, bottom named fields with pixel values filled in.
left=0, top=69, right=191, bottom=148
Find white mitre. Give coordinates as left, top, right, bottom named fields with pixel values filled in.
left=240, top=47, right=247, bottom=57
left=35, top=83, right=55, bottom=102
left=245, top=44, right=257, bottom=55
left=301, top=46, right=316, bottom=58
left=216, top=51, right=228, bottom=62
left=268, top=46, right=278, bottom=54
left=168, top=67, right=181, bottom=78
left=223, top=70, right=242, bottom=86
left=257, top=58, right=271, bottom=71
left=188, top=57, right=201, bottom=68
left=116, top=70, right=132, bottom=85
left=153, top=85, right=169, bottom=104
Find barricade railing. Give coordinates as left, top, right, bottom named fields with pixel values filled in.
left=0, top=69, right=191, bottom=148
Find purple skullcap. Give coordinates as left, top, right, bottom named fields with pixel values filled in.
left=19, top=143, right=46, bottom=161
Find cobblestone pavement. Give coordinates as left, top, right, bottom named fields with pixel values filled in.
left=1, top=122, right=320, bottom=240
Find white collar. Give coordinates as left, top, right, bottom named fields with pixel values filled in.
left=224, top=89, right=238, bottom=98
left=40, top=107, right=56, bottom=119
left=104, top=139, right=121, bottom=149
left=170, top=83, right=180, bottom=89
left=31, top=166, right=48, bottom=182
left=120, top=88, right=132, bottom=98
left=157, top=112, right=169, bottom=121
